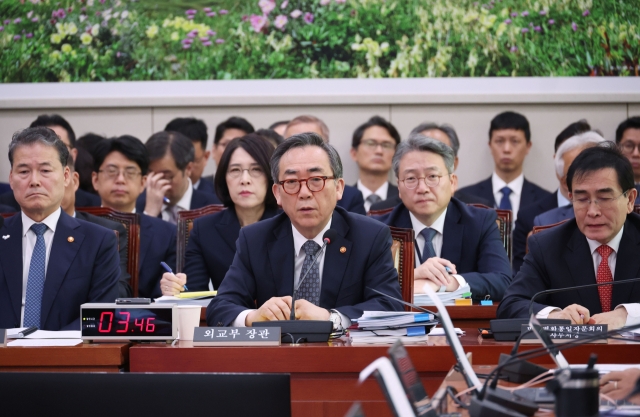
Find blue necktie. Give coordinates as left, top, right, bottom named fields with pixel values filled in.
left=419, top=228, right=437, bottom=264
left=24, top=223, right=48, bottom=327
left=295, top=240, right=322, bottom=306
left=499, top=186, right=513, bottom=210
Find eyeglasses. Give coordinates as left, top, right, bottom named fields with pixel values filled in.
left=620, top=142, right=640, bottom=154
left=99, top=167, right=142, bottom=181
left=400, top=174, right=444, bottom=190
left=571, top=191, right=628, bottom=210
left=227, top=166, right=265, bottom=179
left=360, top=139, right=396, bottom=151
left=277, top=176, right=335, bottom=195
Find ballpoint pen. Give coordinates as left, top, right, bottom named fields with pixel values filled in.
left=161, top=262, right=188, bottom=291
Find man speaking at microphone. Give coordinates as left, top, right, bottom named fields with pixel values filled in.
left=498, top=143, right=640, bottom=328
left=207, top=133, right=403, bottom=329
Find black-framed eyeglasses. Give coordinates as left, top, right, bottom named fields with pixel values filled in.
left=360, top=139, right=396, bottom=151
left=277, top=176, right=335, bottom=195
left=620, top=141, right=640, bottom=154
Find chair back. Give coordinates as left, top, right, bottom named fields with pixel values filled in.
left=469, top=204, right=512, bottom=260
left=388, top=226, right=415, bottom=311
left=526, top=219, right=569, bottom=254
left=77, top=207, right=140, bottom=296
left=176, top=204, right=226, bottom=272
left=0, top=212, right=17, bottom=219
left=634, top=204, right=640, bottom=215
left=367, top=207, right=394, bottom=217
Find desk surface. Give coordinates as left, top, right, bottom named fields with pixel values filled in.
left=0, top=342, right=129, bottom=372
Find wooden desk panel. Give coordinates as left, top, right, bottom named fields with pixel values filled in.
left=129, top=328, right=638, bottom=417
left=0, top=342, right=129, bottom=372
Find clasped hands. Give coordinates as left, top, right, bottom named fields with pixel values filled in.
left=245, top=296, right=330, bottom=326
left=547, top=303, right=628, bottom=328
left=414, top=257, right=460, bottom=294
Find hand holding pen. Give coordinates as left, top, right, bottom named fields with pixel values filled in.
left=159, top=262, right=188, bottom=296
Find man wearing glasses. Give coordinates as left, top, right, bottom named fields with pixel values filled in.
left=615, top=116, right=640, bottom=203
left=349, top=116, right=401, bottom=212
left=498, top=143, right=640, bottom=328
left=374, top=134, right=512, bottom=301
left=207, top=132, right=403, bottom=328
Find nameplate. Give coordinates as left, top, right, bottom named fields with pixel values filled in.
left=520, top=324, right=608, bottom=344
left=193, top=327, right=281, bottom=346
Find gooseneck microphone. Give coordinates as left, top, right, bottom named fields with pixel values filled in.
left=289, top=228, right=338, bottom=320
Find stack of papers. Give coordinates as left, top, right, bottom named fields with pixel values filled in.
left=349, top=311, right=438, bottom=345
left=413, top=284, right=471, bottom=306
left=5, top=329, right=82, bottom=347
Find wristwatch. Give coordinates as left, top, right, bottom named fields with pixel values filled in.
left=328, top=309, right=344, bottom=332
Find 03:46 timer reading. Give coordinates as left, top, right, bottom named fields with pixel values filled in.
left=98, top=311, right=156, bottom=333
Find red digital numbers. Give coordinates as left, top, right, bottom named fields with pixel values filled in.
left=116, top=311, right=130, bottom=333
left=98, top=312, right=113, bottom=333
left=146, top=317, right=155, bottom=332
left=134, top=318, right=144, bottom=332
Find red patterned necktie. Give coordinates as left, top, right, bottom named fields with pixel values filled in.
left=595, top=245, right=614, bottom=313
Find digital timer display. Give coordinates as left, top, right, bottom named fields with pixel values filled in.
left=81, top=308, right=173, bottom=338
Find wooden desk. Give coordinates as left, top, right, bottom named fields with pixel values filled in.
left=129, top=328, right=638, bottom=417
left=0, top=342, right=129, bottom=372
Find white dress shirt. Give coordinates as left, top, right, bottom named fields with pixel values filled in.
left=21, top=208, right=61, bottom=325
left=557, top=189, right=570, bottom=207
left=408, top=209, right=467, bottom=292
left=357, top=180, right=389, bottom=212
left=233, top=219, right=350, bottom=327
left=537, top=226, right=640, bottom=326
left=161, top=178, right=193, bottom=224
left=492, top=172, right=524, bottom=223
left=193, top=179, right=201, bottom=190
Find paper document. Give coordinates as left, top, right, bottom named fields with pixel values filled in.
left=413, top=284, right=471, bottom=305
left=6, top=328, right=81, bottom=339
left=8, top=339, right=82, bottom=347
left=155, top=296, right=212, bottom=307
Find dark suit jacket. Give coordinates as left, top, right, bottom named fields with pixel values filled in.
left=195, top=177, right=217, bottom=195
left=184, top=206, right=281, bottom=291
left=0, top=189, right=100, bottom=211
left=135, top=188, right=222, bottom=215
left=0, top=204, right=14, bottom=213
left=337, top=185, right=366, bottom=215
left=457, top=176, right=552, bottom=210
left=138, top=214, right=177, bottom=299
left=497, top=215, right=640, bottom=319
left=511, top=191, right=560, bottom=275
left=533, top=204, right=574, bottom=227
left=76, top=211, right=132, bottom=298
left=0, top=183, right=11, bottom=195
left=373, top=199, right=512, bottom=301
left=0, top=210, right=120, bottom=330
left=206, top=206, right=404, bottom=326
left=635, top=184, right=640, bottom=204
left=369, top=189, right=492, bottom=212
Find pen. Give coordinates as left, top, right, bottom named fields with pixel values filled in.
left=161, top=262, right=188, bottom=291
left=17, top=326, right=38, bottom=338
left=163, top=197, right=171, bottom=204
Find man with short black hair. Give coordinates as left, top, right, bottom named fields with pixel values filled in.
left=498, top=142, right=640, bottom=328
left=136, top=131, right=220, bottom=224
left=211, top=116, right=255, bottom=166
left=457, top=111, right=551, bottom=222
left=0, top=127, right=119, bottom=330
left=207, top=132, right=403, bottom=328
left=349, top=116, right=400, bottom=211
left=615, top=116, right=640, bottom=199
left=165, top=117, right=216, bottom=195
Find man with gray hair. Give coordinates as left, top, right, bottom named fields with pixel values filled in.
left=373, top=134, right=512, bottom=301
left=0, top=127, right=119, bottom=330
left=207, top=132, right=403, bottom=329
left=532, top=131, right=606, bottom=226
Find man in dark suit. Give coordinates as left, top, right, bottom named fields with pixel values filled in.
left=615, top=117, right=640, bottom=201
left=0, top=183, right=11, bottom=194
left=284, top=115, right=366, bottom=215
left=533, top=204, right=573, bottom=226
left=349, top=116, right=401, bottom=211
left=60, top=154, right=132, bottom=298
left=135, top=131, right=220, bottom=224
left=457, top=111, right=551, bottom=223
left=498, top=143, right=640, bottom=328
left=207, top=133, right=403, bottom=329
left=0, top=203, right=14, bottom=213
left=374, top=134, right=511, bottom=301
left=0, top=127, right=119, bottom=330
left=92, top=135, right=177, bottom=299
left=370, top=122, right=492, bottom=211
left=512, top=120, right=595, bottom=274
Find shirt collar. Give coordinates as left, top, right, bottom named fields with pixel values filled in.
left=357, top=179, right=389, bottom=200
left=492, top=172, right=524, bottom=196
left=22, top=207, right=61, bottom=237
left=193, top=179, right=201, bottom=189
left=557, top=189, right=570, bottom=207
left=409, top=208, right=447, bottom=236
left=586, top=226, right=624, bottom=255
left=163, top=177, right=193, bottom=211
left=292, top=218, right=333, bottom=257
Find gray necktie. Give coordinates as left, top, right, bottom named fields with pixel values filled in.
left=295, top=240, right=322, bottom=306
left=366, top=194, right=382, bottom=205
left=419, top=228, right=437, bottom=264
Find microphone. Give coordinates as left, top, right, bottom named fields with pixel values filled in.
left=289, top=229, right=338, bottom=320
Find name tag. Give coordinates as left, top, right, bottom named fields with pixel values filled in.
left=193, top=327, right=281, bottom=346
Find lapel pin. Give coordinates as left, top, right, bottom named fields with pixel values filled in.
left=67, top=236, right=74, bottom=243
left=340, top=246, right=347, bottom=254
left=2, top=235, right=9, bottom=240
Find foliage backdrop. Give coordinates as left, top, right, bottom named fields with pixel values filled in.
left=0, top=0, right=638, bottom=82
